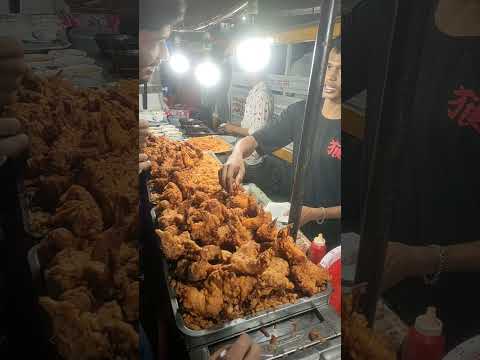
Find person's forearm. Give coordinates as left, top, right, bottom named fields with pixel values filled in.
left=411, top=241, right=480, bottom=276
left=231, top=136, right=258, bottom=160
left=445, top=241, right=480, bottom=272
left=229, top=125, right=250, bottom=137
left=310, top=206, right=341, bottom=222
left=326, top=206, right=341, bottom=220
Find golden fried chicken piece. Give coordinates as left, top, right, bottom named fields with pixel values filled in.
left=39, top=297, right=112, bottom=360
left=188, top=261, right=223, bottom=282
left=156, top=229, right=201, bottom=261
left=188, top=210, right=222, bottom=244
left=224, top=214, right=253, bottom=247
left=119, top=243, right=139, bottom=279
left=274, top=236, right=307, bottom=265
left=257, top=220, right=279, bottom=243
left=159, top=182, right=183, bottom=206
left=174, top=259, right=223, bottom=282
left=343, top=295, right=397, bottom=360
left=190, top=191, right=211, bottom=206
left=207, top=270, right=257, bottom=306
left=104, top=115, right=130, bottom=152
left=38, top=227, right=76, bottom=266
left=198, top=244, right=222, bottom=261
left=221, top=250, right=233, bottom=262
left=199, top=199, right=227, bottom=222
left=174, top=281, right=223, bottom=318
left=241, top=208, right=272, bottom=231
left=228, top=193, right=250, bottom=209
left=60, top=286, right=94, bottom=313
left=97, top=301, right=124, bottom=323
left=91, top=196, right=130, bottom=263
left=121, top=281, right=138, bottom=322
left=257, top=257, right=294, bottom=297
left=45, top=249, right=90, bottom=296
left=159, top=208, right=185, bottom=228
left=163, top=224, right=180, bottom=236
left=102, top=319, right=139, bottom=359
left=35, top=174, right=72, bottom=210
left=215, top=225, right=232, bottom=246
left=79, top=155, right=137, bottom=226
left=290, top=261, right=330, bottom=296
left=230, top=241, right=261, bottom=275
left=83, top=260, right=115, bottom=300
left=50, top=185, right=103, bottom=237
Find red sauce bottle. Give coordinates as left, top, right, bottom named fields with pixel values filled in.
left=309, top=234, right=326, bottom=265
left=402, top=307, right=445, bottom=360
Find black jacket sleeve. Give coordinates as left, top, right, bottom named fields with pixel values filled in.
left=252, top=101, right=305, bottom=155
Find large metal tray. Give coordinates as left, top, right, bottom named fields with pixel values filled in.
left=164, top=255, right=331, bottom=347
left=149, top=194, right=331, bottom=348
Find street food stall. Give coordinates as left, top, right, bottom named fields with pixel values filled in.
left=140, top=1, right=342, bottom=359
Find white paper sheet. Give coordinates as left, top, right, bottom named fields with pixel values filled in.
left=264, top=202, right=291, bottom=223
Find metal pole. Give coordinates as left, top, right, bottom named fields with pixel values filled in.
left=284, top=44, right=292, bottom=96
left=288, top=0, right=338, bottom=239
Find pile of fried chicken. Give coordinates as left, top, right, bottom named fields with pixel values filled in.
left=4, top=73, right=139, bottom=359
left=5, top=73, right=139, bottom=235
left=342, top=293, right=397, bottom=360
left=146, top=136, right=330, bottom=330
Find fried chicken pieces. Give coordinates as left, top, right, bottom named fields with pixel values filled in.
left=146, top=137, right=330, bottom=330
left=6, top=75, right=140, bottom=359
left=342, top=294, right=396, bottom=360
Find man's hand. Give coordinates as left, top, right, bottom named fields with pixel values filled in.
left=219, top=154, right=245, bottom=193
left=381, top=242, right=438, bottom=292
left=0, top=37, right=26, bottom=106
left=210, top=334, right=261, bottom=360
left=218, top=123, right=236, bottom=134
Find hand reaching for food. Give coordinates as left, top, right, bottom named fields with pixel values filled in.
left=210, top=334, right=261, bottom=360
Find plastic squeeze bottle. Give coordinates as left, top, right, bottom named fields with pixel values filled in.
left=309, top=234, right=327, bottom=265
left=402, top=307, right=445, bottom=360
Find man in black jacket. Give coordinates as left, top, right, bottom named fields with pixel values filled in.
left=343, top=0, right=480, bottom=349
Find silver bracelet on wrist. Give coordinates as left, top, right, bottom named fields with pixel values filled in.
left=423, top=245, right=447, bottom=286
left=316, top=207, right=327, bottom=225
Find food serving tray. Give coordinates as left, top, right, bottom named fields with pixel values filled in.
left=162, top=255, right=331, bottom=348
left=180, top=118, right=204, bottom=127
left=147, top=200, right=330, bottom=348
left=186, top=136, right=233, bottom=155
left=149, top=204, right=329, bottom=346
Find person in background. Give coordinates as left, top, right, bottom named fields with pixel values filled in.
left=218, top=66, right=274, bottom=183
left=219, top=71, right=273, bottom=138
left=220, top=38, right=342, bottom=247
left=137, top=2, right=261, bottom=359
